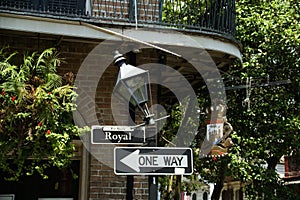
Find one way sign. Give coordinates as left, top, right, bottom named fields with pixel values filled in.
left=114, top=147, right=193, bottom=175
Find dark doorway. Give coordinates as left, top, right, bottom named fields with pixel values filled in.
left=0, top=161, right=80, bottom=200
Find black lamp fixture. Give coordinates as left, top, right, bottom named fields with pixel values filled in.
left=113, top=51, right=155, bottom=125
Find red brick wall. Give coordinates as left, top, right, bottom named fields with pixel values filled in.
left=91, top=0, right=161, bottom=22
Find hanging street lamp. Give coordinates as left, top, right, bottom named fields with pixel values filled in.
left=113, top=51, right=155, bottom=125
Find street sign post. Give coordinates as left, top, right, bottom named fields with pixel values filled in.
left=91, top=126, right=145, bottom=144
left=114, top=147, right=193, bottom=175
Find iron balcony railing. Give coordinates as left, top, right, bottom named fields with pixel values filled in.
left=0, top=0, right=236, bottom=38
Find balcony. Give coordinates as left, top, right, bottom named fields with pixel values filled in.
left=0, top=0, right=236, bottom=40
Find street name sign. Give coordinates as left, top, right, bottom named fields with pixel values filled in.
left=114, top=147, right=193, bottom=175
left=91, top=126, right=145, bottom=144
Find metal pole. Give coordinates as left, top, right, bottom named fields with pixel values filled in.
left=148, top=52, right=166, bottom=200
left=126, top=52, right=137, bottom=200
left=127, top=102, right=136, bottom=200
left=148, top=175, right=158, bottom=200
left=147, top=126, right=158, bottom=200
left=126, top=175, right=134, bottom=200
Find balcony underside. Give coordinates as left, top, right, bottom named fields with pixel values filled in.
left=0, top=13, right=241, bottom=61
left=0, top=13, right=241, bottom=104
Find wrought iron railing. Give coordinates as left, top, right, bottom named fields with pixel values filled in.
left=0, top=0, right=86, bottom=15
left=0, top=0, right=236, bottom=37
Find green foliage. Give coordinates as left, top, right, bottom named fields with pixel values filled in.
left=162, top=0, right=208, bottom=26
left=158, top=94, right=208, bottom=199
left=156, top=100, right=188, bottom=198
left=160, top=0, right=300, bottom=199
left=224, top=0, right=300, bottom=198
left=159, top=96, right=200, bottom=148
left=0, top=47, right=81, bottom=180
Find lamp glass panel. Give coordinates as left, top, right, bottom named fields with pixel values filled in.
left=114, top=80, right=133, bottom=105
left=123, top=74, right=148, bottom=105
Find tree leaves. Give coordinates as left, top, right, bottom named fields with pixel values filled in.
left=229, top=0, right=300, bottom=198
left=160, top=0, right=300, bottom=198
left=0, top=47, right=80, bottom=181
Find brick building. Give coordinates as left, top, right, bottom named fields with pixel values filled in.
left=0, top=0, right=241, bottom=199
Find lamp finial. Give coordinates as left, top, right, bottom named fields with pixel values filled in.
left=114, top=51, right=126, bottom=67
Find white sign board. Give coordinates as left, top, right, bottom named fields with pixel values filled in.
left=114, top=147, right=193, bottom=175
left=91, top=126, right=145, bottom=144
left=206, top=123, right=223, bottom=144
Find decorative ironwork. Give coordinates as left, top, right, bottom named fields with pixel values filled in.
left=0, top=0, right=86, bottom=16
left=0, top=0, right=236, bottom=37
